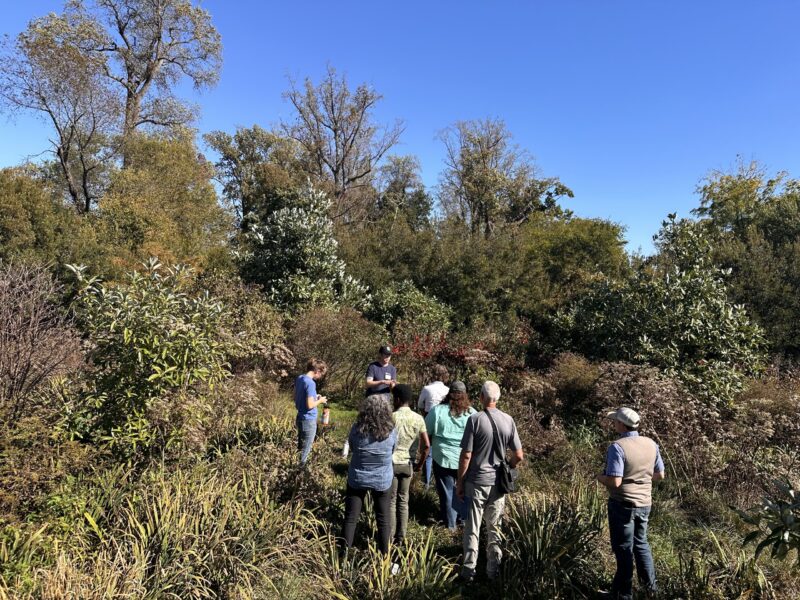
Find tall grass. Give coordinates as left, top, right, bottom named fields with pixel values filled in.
left=322, top=530, right=458, bottom=600
left=500, top=482, right=606, bottom=599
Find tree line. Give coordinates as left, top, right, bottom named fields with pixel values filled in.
left=2, top=0, right=798, bottom=382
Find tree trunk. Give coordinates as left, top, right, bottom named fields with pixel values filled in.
left=56, top=146, right=84, bottom=213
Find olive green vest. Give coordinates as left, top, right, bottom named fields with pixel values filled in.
left=609, top=435, right=657, bottom=507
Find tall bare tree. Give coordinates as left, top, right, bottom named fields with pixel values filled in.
left=438, top=118, right=573, bottom=237
left=0, top=12, right=120, bottom=212
left=282, top=66, right=404, bottom=222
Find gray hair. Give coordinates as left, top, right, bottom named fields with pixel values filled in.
left=355, top=394, right=395, bottom=441
left=481, top=381, right=501, bottom=403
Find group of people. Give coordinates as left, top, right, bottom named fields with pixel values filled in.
left=294, top=346, right=665, bottom=599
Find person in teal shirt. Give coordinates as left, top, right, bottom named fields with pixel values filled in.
left=425, top=381, right=475, bottom=530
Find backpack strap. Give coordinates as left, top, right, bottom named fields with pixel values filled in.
left=484, top=409, right=506, bottom=466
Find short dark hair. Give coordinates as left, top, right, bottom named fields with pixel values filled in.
left=306, top=358, right=328, bottom=375
left=392, top=383, right=413, bottom=408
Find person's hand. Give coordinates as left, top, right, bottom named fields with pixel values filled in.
left=318, top=395, right=328, bottom=404
left=456, top=481, right=465, bottom=500
left=413, top=462, right=422, bottom=473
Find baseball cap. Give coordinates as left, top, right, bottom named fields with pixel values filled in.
left=379, top=345, right=393, bottom=356
left=449, top=380, right=467, bottom=393
left=605, top=407, right=641, bottom=428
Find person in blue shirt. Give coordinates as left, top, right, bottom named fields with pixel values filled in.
left=596, top=407, right=666, bottom=600
left=342, top=394, right=398, bottom=554
left=294, top=358, right=328, bottom=465
left=365, top=346, right=397, bottom=396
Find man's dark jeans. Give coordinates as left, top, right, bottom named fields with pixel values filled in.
left=608, top=499, right=656, bottom=600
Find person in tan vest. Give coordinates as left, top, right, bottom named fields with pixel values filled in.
left=596, top=407, right=665, bottom=600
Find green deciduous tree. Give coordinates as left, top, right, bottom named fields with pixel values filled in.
left=373, top=155, right=432, bottom=230
left=80, top=0, right=222, bottom=153
left=0, top=0, right=222, bottom=197
left=204, top=125, right=310, bottom=229
left=438, top=118, right=573, bottom=237
left=99, top=133, right=231, bottom=271
left=556, top=216, right=766, bottom=405
left=0, top=10, right=119, bottom=211
left=694, top=161, right=800, bottom=354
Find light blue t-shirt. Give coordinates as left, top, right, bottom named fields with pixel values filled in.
left=425, top=403, right=476, bottom=469
left=294, top=374, right=318, bottom=421
left=347, top=426, right=398, bottom=491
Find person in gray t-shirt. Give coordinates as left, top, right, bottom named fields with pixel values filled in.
left=456, top=381, right=524, bottom=582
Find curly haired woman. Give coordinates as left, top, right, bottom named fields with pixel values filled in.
left=342, top=394, right=398, bottom=554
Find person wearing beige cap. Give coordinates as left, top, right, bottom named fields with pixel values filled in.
left=596, top=407, right=665, bottom=600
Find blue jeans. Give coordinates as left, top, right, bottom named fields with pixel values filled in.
left=296, top=415, right=317, bottom=465
left=424, top=453, right=433, bottom=488
left=608, top=499, right=657, bottom=600
left=432, top=460, right=459, bottom=529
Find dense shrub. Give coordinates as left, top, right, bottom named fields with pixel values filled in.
left=288, top=307, right=387, bottom=398
left=0, top=168, right=103, bottom=267
left=68, top=260, right=231, bottom=456
left=365, top=280, right=451, bottom=335
left=196, top=272, right=291, bottom=375
left=556, top=217, right=766, bottom=406
left=544, top=353, right=601, bottom=422
left=591, top=362, right=727, bottom=496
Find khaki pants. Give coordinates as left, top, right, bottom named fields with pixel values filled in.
left=462, top=481, right=506, bottom=578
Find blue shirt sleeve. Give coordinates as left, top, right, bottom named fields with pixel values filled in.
left=366, top=363, right=377, bottom=379
left=605, top=443, right=625, bottom=477
left=654, top=444, right=665, bottom=474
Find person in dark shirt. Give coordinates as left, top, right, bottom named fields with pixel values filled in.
left=365, top=345, right=397, bottom=396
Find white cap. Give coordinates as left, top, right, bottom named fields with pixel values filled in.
left=606, top=407, right=641, bottom=428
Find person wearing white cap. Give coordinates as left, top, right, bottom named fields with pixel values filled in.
left=596, top=407, right=665, bottom=600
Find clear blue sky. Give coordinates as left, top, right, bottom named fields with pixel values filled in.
left=2, top=1, right=800, bottom=253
